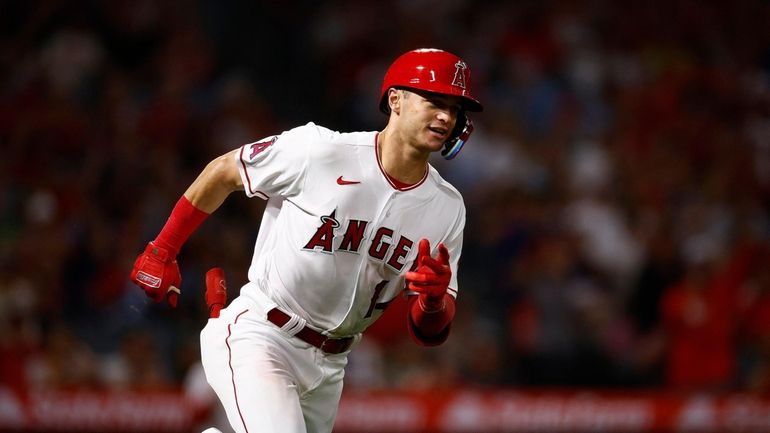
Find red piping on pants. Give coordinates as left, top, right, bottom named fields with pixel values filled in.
left=226, top=309, right=250, bottom=433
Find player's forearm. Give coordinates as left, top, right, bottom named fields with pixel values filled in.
left=183, top=150, right=243, bottom=213
left=407, top=294, right=456, bottom=346
left=152, top=151, right=241, bottom=254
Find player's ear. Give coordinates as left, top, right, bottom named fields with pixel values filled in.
left=388, top=88, right=401, bottom=114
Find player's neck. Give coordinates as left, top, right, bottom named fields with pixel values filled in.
left=377, top=128, right=428, bottom=185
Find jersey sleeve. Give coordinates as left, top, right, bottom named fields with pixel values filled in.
left=235, top=123, right=319, bottom=199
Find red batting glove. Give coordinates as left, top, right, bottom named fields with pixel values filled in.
left=130, top=242, right=182, bottom=307
left=205, top=267, right=227, bottom=318
left=405, top=239, right=451, bottom=311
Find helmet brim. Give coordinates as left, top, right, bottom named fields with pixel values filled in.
left=379, top=86, right=483, bottom=114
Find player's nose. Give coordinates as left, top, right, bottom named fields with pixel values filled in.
left=435, top=107, right=450, bottom=122
left=435, top=109, right=457, bottom=129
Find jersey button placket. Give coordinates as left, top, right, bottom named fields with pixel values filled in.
left=383, top=193, right=394, bottom=219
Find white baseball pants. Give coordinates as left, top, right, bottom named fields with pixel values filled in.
left=200, top=294, right=350, bottom=433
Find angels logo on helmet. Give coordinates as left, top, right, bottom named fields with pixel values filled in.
left=451, top=61, right=468, bottom=90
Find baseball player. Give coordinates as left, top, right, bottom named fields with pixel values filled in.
left=130, top=48, right=483, bottom=433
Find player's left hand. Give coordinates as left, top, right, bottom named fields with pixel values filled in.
left=405, top=239, right=451, bottom=300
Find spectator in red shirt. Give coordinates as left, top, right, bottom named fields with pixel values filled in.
left=738, top=246, right=770, bottom=393
left=660, top=240, right=754, bottom=391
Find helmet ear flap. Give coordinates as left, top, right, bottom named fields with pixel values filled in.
left=441, top=112, right=473, bottom=160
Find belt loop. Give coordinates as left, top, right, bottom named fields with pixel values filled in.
left=279, top=313, right=307, bottom=337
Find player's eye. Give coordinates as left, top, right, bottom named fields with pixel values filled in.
left=431, top=99, right=459, bottom=116
left=429, top=99, right=446, bottom=109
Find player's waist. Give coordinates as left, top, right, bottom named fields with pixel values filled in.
left=265, top=308, right=354, bottom=354
left=240, top=281, right=360, bottom=352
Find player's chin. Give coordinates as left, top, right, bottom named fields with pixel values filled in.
left=423, top=133, right=446, bottom=152
left=422, top=142, right=444, bottom=155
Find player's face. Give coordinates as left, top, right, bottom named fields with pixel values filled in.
left=400, top=90, right=463, bottom=152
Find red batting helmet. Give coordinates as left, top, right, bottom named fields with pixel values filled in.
left=379, top=48, right=483, bottom=114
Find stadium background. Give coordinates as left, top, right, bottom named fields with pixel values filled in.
left=1, top=1, right=769, bottom=432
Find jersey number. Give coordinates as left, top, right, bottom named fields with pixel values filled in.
left=364, top=280, right=389, bottom=318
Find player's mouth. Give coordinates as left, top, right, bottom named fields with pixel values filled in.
left=428, top=126, right=448, bottom=140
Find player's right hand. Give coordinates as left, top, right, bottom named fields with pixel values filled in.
left=130, top=241, right=182, bottom=307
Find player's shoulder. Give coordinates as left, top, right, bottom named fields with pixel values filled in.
left=282, top=122, right=375, bottom=146
left=279, top=122, right=333, bottom=142
left=331, top=130, right=378, bottom=148
left=278, top=123, right=376, bottom=164
left=427, top=165, right=465, bottom=206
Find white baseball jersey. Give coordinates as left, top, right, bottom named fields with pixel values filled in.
left=235, top=122, right=465, bottom=337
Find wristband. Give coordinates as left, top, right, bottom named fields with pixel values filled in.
left=418, top=295, right=446, bottom=313
left=154, top=196, right=209, bottom=256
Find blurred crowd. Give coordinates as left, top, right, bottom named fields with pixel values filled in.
left=1, top=0, right=770, bottom=402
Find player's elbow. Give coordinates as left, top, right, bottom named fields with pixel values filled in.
left=186, top=151, right=243, bottom=212
left=207, top=150, right=243, bottom=193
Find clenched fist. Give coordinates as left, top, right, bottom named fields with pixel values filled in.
left=130, top=242, right=181, bottom=307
